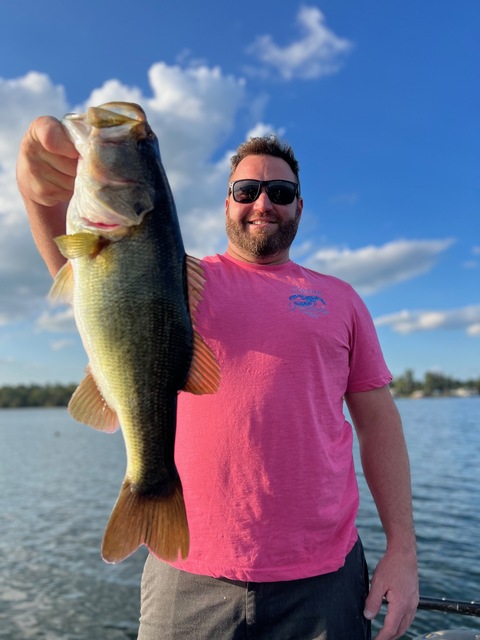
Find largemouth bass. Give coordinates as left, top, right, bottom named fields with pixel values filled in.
left=50, top=102, right=220, bottom=563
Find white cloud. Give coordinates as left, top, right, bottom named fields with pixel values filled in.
left=145, top=63, right=247, bottom=257
left=0, top=64, right=461, bottom=345
left=247, top=6, right=353, bottom=80
left=305, top=239, right=455, bottom=294
left=0, top=72, right=68, bottom=166
left=81, top=62, right=248, bottom=258
left=375, top=305, right=480, bottom=336
left=146, top=63, right=246, bottom=160
left=0, top=72, right=70, bottom=328
left=0, top=64, right=249, bottom=328
left=36, top=307, right=76, bottom=333
left=80, top=79, right=143, bottom=114
left=50, top=338, right=75, bottom=351
left=462, top=245, right=480, bottom=269
left=464, top=245, right=480, bottom=269
left=468, top=323, right=480, bottom=337
left=245, top=123, right=285, bottom=140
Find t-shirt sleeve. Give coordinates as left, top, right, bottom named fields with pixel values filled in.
left=346, top=292, right=392, bottom=393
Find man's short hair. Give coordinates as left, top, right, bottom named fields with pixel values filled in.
left=229, top=136, right=300, bottom=193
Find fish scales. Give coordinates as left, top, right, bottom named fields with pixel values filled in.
left=50, top=102, right=220, bottom=563
left=75, top=217, right=190, bottom=490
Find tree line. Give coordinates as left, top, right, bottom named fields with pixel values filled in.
left=391, top=369, right=480, bottom=397
left=0, top=372, right=478, bottom=408
left=0, top=383, right=77, bottom=408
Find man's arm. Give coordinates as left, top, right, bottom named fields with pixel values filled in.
left=345, top=385, right=419, bottom=640
left=16, top=116, right=78, bottom=276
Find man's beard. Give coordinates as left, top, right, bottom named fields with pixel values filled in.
left=225, top=209, right=301, bottom=259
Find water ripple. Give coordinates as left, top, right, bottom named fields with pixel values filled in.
left=2, top=401, right=480, bottom=639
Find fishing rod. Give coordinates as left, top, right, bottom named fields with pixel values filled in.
left=382, top=595, right=480, bottom=617
left=381, top=595, right=480, bottom=640
left=417, top=596, right=480, bottom=618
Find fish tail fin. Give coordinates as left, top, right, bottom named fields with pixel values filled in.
left=101, top=479, right=189, bottom=564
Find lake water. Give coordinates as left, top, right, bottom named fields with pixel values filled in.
left=1, top=398, right=479, bottom=639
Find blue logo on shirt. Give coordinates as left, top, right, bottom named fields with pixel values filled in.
left=289, top=287, right=328, bottom=318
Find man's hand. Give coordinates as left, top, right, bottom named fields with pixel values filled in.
left=17, top=115, right=78, bottom=206
left=17, top=116, right=79, bottom=276
left=364, top=546, right=419, bottom=640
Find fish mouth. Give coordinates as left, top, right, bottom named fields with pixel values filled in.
left=79, top=216, right=126, bottom=232
left=85, top=220, right=120, bottom=230
left=64, top=103, right=146, bottom=130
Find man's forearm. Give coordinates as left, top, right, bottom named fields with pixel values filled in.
left=346, top=386, right=416, bottom=549
left=22, top=198, right=68, bottom=277
left=346, top=386, right=418, bottom=639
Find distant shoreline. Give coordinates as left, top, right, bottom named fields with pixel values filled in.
left=0, top=376, right=479, bottom=409
left=0, top=383, right=77, bottom=409
left=392, top=388, right=479, bottom=399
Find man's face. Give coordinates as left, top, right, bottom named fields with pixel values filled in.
left=225, top=155, right=303, bottom=264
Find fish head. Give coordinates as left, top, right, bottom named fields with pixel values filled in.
left=63, top=102, right=163, bottom=239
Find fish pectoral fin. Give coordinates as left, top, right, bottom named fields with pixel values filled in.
left=101, top=480, right=190, bottom=564
left=68, top=368, right=119, bottom=433
left=49, top=261, right=74, bottom=304
left=54, top=232, right=106, bottom=259
left=182, top=330, right=221, bottom=395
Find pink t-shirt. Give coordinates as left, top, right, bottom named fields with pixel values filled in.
left=170, top=253, right=391, bottom=581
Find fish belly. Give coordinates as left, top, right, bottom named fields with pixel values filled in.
left=72, top=222, right=192, bottom=562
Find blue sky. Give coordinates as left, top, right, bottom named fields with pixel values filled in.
left=0, top=0, right=478, bottom=385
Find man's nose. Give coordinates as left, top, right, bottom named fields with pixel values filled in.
left=253, top=187, right=273, bottom=209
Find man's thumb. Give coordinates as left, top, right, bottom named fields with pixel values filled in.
left=363, top=591, right=383, bottom=620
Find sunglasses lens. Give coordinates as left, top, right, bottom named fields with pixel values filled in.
left=231, top=180, right=297, bottom=205
left=232, top=181, right=260, bottom=203
left=266, top=181, right=297, bottom=205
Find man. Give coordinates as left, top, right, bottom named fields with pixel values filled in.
left=17, top=117, right=418, bottom=640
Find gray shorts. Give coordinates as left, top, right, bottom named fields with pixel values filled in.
left=138, top=538, right=371, bottom=640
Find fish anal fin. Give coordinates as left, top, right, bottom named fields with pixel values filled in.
left=183, top=330, right=221, bottom=395
left=49, top=261, right=74, bottom=304
left=68, top=368, right=119, bottom=433
left=101, top=480, right=190, bottom=564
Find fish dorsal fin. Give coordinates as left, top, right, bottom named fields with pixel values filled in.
left=68, top=368, right=119, bottom=433
left=54, top=232, right=106, bottom=260
left=182, top=330, right=221, bottom=395
left=185, top=254, right=206, bottom=322
left=49, top=261, right=74, bottom=304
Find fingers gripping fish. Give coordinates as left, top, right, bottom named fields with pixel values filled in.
left=49, top=102, right=220, bottom=564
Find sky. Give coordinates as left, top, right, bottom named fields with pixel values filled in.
left=0, top=0, right=478, bottom=386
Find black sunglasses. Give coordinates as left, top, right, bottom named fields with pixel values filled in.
left=229, top=179, right=299, bottom=205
